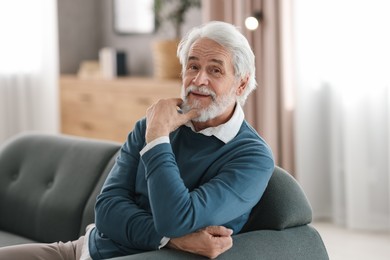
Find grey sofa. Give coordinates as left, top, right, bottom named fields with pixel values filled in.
left=0, top=133, right=328, bottom=259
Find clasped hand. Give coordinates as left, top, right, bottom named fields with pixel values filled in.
left=167, top=226, right=234, bottom=259
left=145, top=98, right=199, bottom=143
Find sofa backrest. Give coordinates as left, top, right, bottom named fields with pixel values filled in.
left=0, top=133, right=120, bottom=243
left=240, top=166, right=312, bottom=233
left=78, top=151, right=118, bottom=236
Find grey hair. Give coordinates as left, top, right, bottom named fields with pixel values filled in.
left=177, top=21, right=257, bottom=106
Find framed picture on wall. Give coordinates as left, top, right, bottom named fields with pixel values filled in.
left=113, top=0, right=155, bottom=34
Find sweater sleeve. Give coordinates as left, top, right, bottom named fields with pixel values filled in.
left=141, top=141, right=274, bottom=238
left=94, top=120, right=162, bottom=250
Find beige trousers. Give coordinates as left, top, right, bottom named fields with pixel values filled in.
left=0, top=236, right=84, bottom=260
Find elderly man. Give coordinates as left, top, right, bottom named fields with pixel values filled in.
left=0, top=21, right=274, bottom=260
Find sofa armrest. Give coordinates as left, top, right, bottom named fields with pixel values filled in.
left=107, top=225, right=328, bottom=260
left=241, top=166, right=312, bottom=232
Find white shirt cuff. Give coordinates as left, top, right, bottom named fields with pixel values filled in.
left=159, top=236, right=171, bottom=249
left=140, top=136, right=170, bottom=156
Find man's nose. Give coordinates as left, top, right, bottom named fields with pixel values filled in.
left=192, top=70, right=209, bottom=86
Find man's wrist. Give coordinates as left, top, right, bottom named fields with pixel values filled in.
left=146, top=127, right=170, bottom=144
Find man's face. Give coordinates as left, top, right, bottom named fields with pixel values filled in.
left=181, top=38, right=239, bottom=122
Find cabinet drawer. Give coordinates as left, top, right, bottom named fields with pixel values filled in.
left=61, top=89, right=113, bottom=118
left=61, top=115, right=117, bottom=141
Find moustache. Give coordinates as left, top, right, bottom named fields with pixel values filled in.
left=185, top=85, right=217, bottom=101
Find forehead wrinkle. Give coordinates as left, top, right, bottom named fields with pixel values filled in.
left=187, top=38, right=233, bottom=71
left=188, top=56, right=224, bottom=66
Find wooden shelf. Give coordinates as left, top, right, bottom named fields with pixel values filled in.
left=60, top=75, right=181, bottom=143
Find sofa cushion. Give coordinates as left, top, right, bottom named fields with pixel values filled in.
left=0, top=133, right=120, bottom=243
left=240, top=166, right=312, bottom=232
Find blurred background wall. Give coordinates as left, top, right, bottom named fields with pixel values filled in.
left=57, top=0, right=202, bottom=76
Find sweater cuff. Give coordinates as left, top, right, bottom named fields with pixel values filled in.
left=140, top=136, right=169, bottom=156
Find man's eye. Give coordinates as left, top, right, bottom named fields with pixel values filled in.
left=211, top=68, right=222, bottom=74
left=188, top=65, right=199, bottom=71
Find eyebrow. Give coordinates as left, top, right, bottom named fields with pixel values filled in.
left=211, top=59, right=224, bottom=66
left=187, top=56, right=225, bottom=66
left=188, top=56, right=199, bottom=62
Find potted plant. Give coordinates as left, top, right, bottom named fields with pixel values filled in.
left=152, top=0, right=201, bottom=79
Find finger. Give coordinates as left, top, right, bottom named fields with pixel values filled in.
left=205, top=226, right=233, bottom=237
left=215, top=236, right=233, bottom=249
left=174, top=110, right=198, bottom=129
left=210, top=236, right=233, bottom=257
left=172, top=98, right=184, bottom=107
left=168, top=98, right=187, bottom=114
left=182, top=108, right=200, bottom=120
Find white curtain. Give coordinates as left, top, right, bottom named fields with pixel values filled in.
left=0, top=0, right=59, bottom=144
left=294, top=0, right=390, bottom=230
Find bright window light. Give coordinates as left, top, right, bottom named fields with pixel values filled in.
left=294, top=0, right=390, bottom=93
left=0, top=1, right=44, bottom=74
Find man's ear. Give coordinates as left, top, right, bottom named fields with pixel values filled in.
left=236, top=75, right=249, bottom=96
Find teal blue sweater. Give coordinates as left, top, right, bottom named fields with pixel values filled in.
left=89, top=118, right=274, bottom=259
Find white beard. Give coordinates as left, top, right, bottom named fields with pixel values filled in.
left=181, top=85, right=236, bottom=122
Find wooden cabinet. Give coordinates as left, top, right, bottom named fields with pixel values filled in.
left=60, top=75, right=181, bottom=143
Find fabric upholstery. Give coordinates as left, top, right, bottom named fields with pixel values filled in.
left=79, top=153, right=118, bottom=236
left=0, top=133, right=120, bottom=243
left=0, top=231, right=36, bottom=247
left=109, top=225, right=328, bottom=260
left=240, top=166, right=312, bottom=232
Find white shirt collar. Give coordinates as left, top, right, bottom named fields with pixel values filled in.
left=185, top=104, right=245, bottom=143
